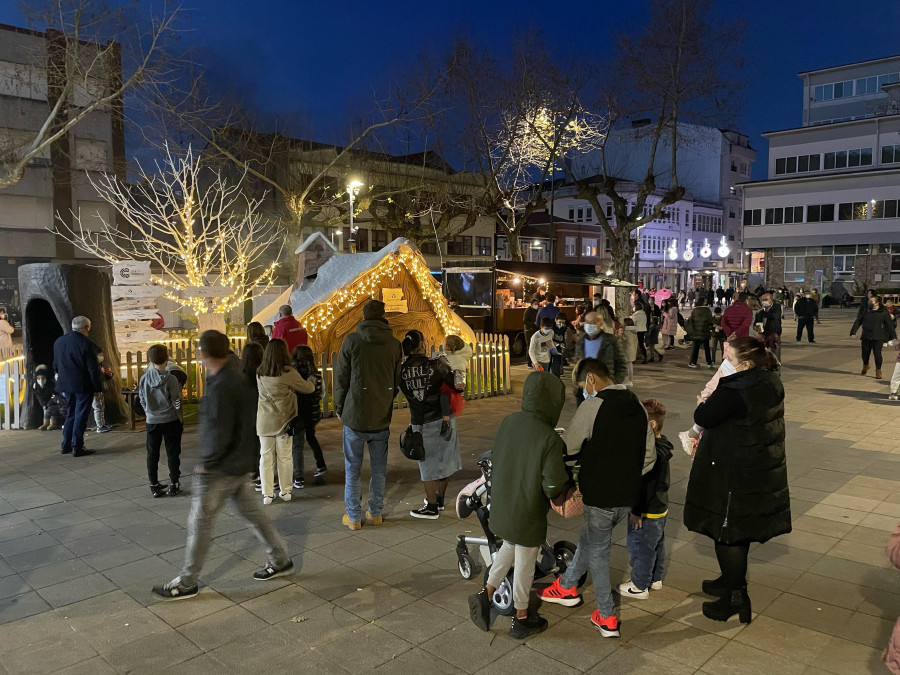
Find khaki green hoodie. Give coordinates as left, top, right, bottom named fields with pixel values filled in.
left=489, top=371, right=569, bottom=547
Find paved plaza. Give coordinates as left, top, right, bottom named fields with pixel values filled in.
left=0, top=307, right=898, bottom=674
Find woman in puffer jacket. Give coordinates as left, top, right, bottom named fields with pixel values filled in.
left=256, top=339, right=314, bottom=505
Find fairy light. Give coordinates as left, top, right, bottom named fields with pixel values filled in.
left=297, top=244, right=463, bottom=338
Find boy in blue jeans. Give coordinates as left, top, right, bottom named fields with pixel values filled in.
left=618, top=398, right=672, bottom=599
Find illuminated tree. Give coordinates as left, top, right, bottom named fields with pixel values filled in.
left=60, top=145, right=280, bottom=320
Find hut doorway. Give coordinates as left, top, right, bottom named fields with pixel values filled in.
left=25, top=298, right=63, bottom=372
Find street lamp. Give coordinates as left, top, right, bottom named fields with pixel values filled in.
left=347, top=179, right=364, bottom=253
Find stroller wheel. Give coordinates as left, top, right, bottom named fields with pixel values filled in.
left=484, top=567, right=516, bottom=616
left=458, top=553, right=476, bottom=580
left=553, top=541, right=588, bottom=588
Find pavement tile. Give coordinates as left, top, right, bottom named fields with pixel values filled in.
left=103, top=628, right=202, bottom=672
left=77, top=607, right=171, bottom=653
left=587, top=644, right=698, bottom=674
left=55, top=657, right=118, bottom=675
left=239, top=583, right=327, bottom=624
left=809, top=634, right=890, bottom=674
left=316, top=622, right=414, bottom=671
left=274, top=602, right=366, bottom=646
left=628, top=616, right=729, bottom=668
left=733, top=615, right=832, bottom=664
left=524, top=616, right=618, bottom=671
left=179, top=604, right=269, bottom=651
left=375, top=598, right=464, bottom=644
left=0, top=632, right=98, bottom=675
left=699, top=640, right=808, bottom=675
left=36, top=572, right=117, bottom=608
left=0, top=590, right=51, bottom=624
left=370, top=648, right=465, bottom=675
left=333, top=580, right=418, bottom=621
left=420, top=619, right=519, bottom=673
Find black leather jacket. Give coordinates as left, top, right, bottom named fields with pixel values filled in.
left=399, top=354, right=454, bottom=425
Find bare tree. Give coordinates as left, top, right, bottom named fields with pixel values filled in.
left=443, top=36, right=604, bottom=261
left=569, top=0, right=744, bottom=281
left=58, top=145, right=281, bottom=320
left=0, top=0, right=182, bottom=188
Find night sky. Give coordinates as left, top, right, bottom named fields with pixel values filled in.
left=2, top=0, right=899, bottom=179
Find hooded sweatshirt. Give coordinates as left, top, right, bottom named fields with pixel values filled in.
left=334, top=318, right=403, bottom=432
left=271, top=315, right=308, bottom=352
left=489, top=371, right=569, bottom=547
left=138, top=366, right=183, bottom=424
left=632, top=435, right=674, bottom=518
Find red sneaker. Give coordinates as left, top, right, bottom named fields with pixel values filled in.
left=538, top=578, right=582, bottom=607
left=591, top=610, right=620, bottom=637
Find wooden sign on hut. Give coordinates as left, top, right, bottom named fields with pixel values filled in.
left=275, top=238, right=475, bottom=356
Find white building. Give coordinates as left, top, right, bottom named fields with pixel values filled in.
left=742, top=55, right=900, bottom=291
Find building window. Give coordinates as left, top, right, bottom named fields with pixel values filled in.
left=872, top=200, right=899, bottom=218
left=606, top=204, right=612, bottom=218
left=582, top=238, right=597, bottom=257
left=891, top=252, right=900, bottom=281
left=833, top=254, right=855, bottom=277
left=446, top=236, right=472, bottom=256
left=420, top=241, right=437, bottom=255
left=742, top=209, right=762, bottom=226
left=806, top=204, right=835, bottom=222
left=764, top=207, right=801, bottom=225
left=784, top=256, right=805, bottom=282
left=475, top=236, right=491, bottom=256
left=372, top=229, right=388, bottom=249
left=564, top=236, right=576, bottom=257
left=882, top=144, right=900, bottom=164
left=838, top=202, right=867, bottom=220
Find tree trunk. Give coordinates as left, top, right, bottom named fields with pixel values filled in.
left=507, top=228, right=524, bottom=262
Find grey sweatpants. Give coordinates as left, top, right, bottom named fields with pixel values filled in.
left=486, top=541, right=540, bottom=610
left=891, top=362, right=900, bottom=395
left=180, top=472, right=289, bottom=586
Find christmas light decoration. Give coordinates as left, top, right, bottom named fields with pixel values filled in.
left=297, top=245, right=459, bottom=337
left=59, top=145, right=281, bottom=318
left=717, top=235, right=731, bottom=259
left=683, top=239, right=694, bottom=261
left=700, top=238, right=712, bottom=258
left=667, top=238, right=678, bottom=261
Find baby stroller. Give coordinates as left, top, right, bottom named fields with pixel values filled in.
left=454, top=450, right=584, bottom=616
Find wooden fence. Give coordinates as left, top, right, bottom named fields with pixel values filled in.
left=1, top=333, right=510, bottom=430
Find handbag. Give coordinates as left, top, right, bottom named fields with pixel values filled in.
left=399, top=426, right=425, bottom=461
left=550, top=482, right=583, bottom=518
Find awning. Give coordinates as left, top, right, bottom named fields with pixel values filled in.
left=492, top=261, right=635, bottom=287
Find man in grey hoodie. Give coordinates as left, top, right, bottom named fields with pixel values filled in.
left=152, top=330, right=292, bottom=601
left=334, top=300, right=403, bottom=530
left=139, top=344, right=185, bottom=497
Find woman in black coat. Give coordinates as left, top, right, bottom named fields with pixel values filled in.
left=684, top=336, right=790, bottom=624
left=850, top=295, right=897, bottom=379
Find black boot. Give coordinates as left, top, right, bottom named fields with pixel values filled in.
left=701, top=576, right=729, bottom=597
left=701, top=586, right=751, bottom=624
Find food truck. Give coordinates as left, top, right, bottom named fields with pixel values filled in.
left=442, top=261, right=635, bottom=357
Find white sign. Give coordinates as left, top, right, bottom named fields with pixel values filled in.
left=112, top=297, right=158, bottom=310
left=112, top=261, right=151, bottom=285
left=382, top=288, right=408, bottom=313
left=113, top=309, right=162, bottom=322
left=181, top=286, right=232, bottom=298
left=110, top=285, right=160, bottom=299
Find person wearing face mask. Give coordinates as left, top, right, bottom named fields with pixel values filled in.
left=538, top=358, right=656, bottom=637
left=755, top=293, right=782, bottom=360
left=574, top=311, right=627, bottom=397
left=523, top=297, right=540, bottom=367
left=529, top=317, right=557, bottom=373
left=684, top=336, right=789, bottom=625
left=851, top=294, right=896, bottom=379
left=794, top=291, right=818, bottom=343
left=550, top=312, right=575, bottom=377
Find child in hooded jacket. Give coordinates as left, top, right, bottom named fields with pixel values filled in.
left=139, top=344, right=184, bottom=497
left=33, top=364, right=66, bottom=430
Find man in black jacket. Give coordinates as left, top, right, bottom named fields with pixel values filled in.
left=152, top=331, right=292, bottom=600
left=794, top=291, right=817, bottom=343
left=539, top=359, right=655, bottom=638
left=53, top=315, right=102, bottom=457
left=334, top=300, right=403, bottom=530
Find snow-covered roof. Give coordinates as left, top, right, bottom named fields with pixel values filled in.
left=294, top=231, right=338, bottom=255
left=267, top=238, right=408, bottom=325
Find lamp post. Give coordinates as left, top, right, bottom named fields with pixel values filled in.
left=347, top=179, right=363, bottom=253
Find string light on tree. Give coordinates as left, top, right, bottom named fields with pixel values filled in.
left=59, top=144, right=282, bottom=318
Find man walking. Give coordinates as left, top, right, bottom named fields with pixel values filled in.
left=271, top=305, right=308, bottom=352
left=334, top=300, right=403, bottom=530
left=795, top=291, right=817, bottom=343
left=538, top=359, right=655, bottom=637
left=152, top=331, right=293, bottom=600
left=53, top=316, right=102, bottom=457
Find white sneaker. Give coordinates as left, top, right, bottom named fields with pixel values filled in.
left=263, top=495, right=274, bottom=505
left=280, top=492, right=292, bottom=502
left=678, top=431, right=694, bottom=457
left=617, top=581, right=649, bottom=599
left=650, top=580, right=663, bottom=591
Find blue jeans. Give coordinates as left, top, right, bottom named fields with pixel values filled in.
left=61, top=392, right=93, bottom=452
left=343, top=427, right=389, bottom=522
left=559, top=505, right=631, bottom=616
left=627, top=515, right=667, bottom=591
